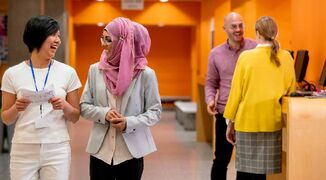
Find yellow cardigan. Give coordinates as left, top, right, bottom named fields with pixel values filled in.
left=224, top=46, right=296, bottom=132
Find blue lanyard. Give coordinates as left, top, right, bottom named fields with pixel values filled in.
left=29, top=59, right=52, bottom=92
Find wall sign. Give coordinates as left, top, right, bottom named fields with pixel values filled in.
left=121, top=0, right=144, bottom=10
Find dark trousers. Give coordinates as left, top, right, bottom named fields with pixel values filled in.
left=90, top=155, right=144, bottom=180
left=236, top=171, right=266, bottom=180
left=211, top=113, right=234, bottom=180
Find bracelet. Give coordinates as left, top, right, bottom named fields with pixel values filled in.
left=227, top=120, right=234, bottom=126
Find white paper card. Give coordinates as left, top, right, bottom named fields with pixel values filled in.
left=21, top=85, right=55, bottom=103
left=35, top=116, right=49, bottom=128
left=34, top=105, right=53, bottom=129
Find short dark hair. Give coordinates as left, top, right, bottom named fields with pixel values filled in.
left=23, top=16, right=60, bottom=52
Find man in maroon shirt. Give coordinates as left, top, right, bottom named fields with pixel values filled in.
left=205, top=12, right=256, bottom=180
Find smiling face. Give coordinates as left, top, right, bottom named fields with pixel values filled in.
left=38, top=30, right=61, bottom=59
left=101, top=30, right=113, bottom=60
left=223, top=13, right=244, bottom=44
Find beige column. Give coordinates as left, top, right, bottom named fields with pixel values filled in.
left=8, top=0, right=67, bottom=66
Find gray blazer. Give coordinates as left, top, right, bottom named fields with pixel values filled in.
left=80, top=63, right=161, bottom=158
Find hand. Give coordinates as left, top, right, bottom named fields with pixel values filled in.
left=48, top=97, right=67, bottom=110
left=106, top=109, right=127, bottom=132
left=106, top=109, right=122, bottom=120
left=110, top=117, right=126, bottom=132
left=226, top=122, right=236, bottom=145
left=207, top=100, right=217, bottom=115
left=15, top=98, right=31, bottom=112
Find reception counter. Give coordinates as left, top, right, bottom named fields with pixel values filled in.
left=268, top=97, right=326, bottom=180
left=196, top=83, right=326, bottom=179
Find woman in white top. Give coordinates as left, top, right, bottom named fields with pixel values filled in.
left=1, top=16, right=81, bottom=180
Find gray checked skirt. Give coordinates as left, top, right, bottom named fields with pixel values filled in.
left=235, top=130, right=282, bottom=174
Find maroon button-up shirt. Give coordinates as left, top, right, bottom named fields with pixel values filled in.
left=205, top=38, right=256, bottom=113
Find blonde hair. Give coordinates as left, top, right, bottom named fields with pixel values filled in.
left=255, top=16, right=280, bottom=67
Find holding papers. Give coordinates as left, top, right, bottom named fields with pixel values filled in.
left=21, top=87, right=55, bottom=103
left=21, top=85, right=55, bottom=128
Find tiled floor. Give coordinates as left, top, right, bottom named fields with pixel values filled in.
left=0, top=110, right=236, bottom=180
left=0, top=151, right=9, bottom=179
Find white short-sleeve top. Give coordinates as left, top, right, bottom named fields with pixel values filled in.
left=1, top=60, right=82, bottom=144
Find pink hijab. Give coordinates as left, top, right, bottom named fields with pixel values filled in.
left=99, top=17, right=150, bottom=96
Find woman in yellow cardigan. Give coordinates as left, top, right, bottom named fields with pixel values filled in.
left=224, top=16, right=296, bottom=180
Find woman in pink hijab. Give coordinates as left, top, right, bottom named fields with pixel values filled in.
left=80, top=17, right=162, bottom=180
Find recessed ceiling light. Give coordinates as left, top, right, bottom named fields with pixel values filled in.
left=160, top=0, right=169, bottom=2
left=158, top=23, right=165, bottom=27
left=97, top=22, right=105, bottom=27
left=97, top=0, right=104, bottom=2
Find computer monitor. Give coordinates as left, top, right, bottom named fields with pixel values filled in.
left=294, top=50, right=309, bottom=82
left=319, top=59, right=326, bottom=86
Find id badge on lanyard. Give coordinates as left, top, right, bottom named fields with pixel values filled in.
left=29, top=59, right=52, bottom=128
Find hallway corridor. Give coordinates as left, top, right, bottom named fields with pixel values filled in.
left=70, top=110, right=213, bottom=180
left=0, top=110, right=236, bottom=180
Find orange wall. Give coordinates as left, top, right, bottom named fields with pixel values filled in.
left=199, top=0, right=215, bottom=80
left=72, top=0, right=326, bottom=101
left=75, top=25, right=192, bottom=97
left=256, top=0, right=292, bottom=50
left=66, top=0, right=77, bottom=69
left=199, top=0, right=325, bottom=88
left=213, top=0, right=231, bottom=46
left=229, top=0, right=291, bottom=49
left=72, top=1, right=199, bottom=26
left=292, top=0, right=326, bottom=86
left=70, top=1, right=200, bottom=99
left=74, top=25, right=103, bottom=87
left=231, top=0, right=257, bottom=39
left=148, top=26, right=192, bottom=97
left=191, top=26, right=200, bottom=100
